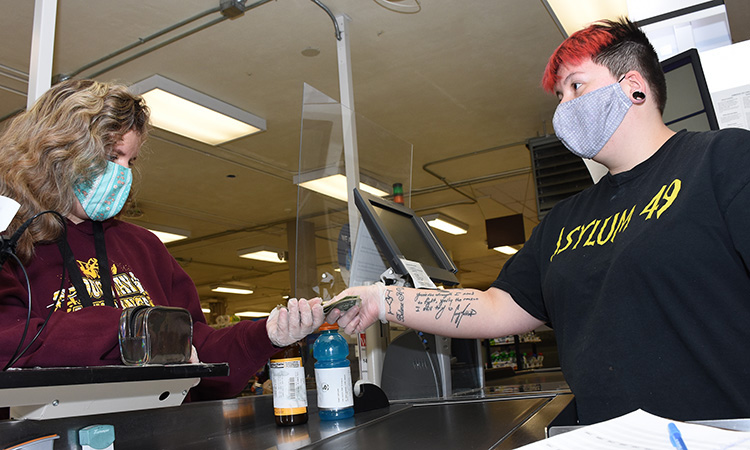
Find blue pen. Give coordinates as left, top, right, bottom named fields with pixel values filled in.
left=669, top=422, right=689, bottom=450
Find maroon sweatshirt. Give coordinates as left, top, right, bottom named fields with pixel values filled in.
left=0, top=218, right=277, bottom=400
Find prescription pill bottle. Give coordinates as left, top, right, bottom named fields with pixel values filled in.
left=269, top=342, right=308, bottom=426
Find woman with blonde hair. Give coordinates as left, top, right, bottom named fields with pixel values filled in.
left=0, top=79, right=323, bottom=401
left=0, top=79, right=148, bottom=263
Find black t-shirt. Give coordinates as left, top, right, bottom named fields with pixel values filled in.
left=492, top=129, right=750, bottom=424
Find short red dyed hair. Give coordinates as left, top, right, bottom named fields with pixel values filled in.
left=542, top=24, right=617, bottom=93
left=542, top=18, right=667, bottom=113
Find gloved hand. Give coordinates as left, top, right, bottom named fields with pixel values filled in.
left=189, top=345, right=200, bottom=364
left=266, top=297, right=324, bottom=347
left=325, top=283, right=386, bottom=335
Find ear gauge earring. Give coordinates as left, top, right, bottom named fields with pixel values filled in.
left=632, top=91, right=646, bottom=101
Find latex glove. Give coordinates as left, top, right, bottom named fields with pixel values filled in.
left=325, top=283, right=386, bottom=335
left=266, top=297, right=324, bottom=347
left=189, top=345, right=200, bottom=364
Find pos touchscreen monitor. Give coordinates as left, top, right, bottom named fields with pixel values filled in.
left=353, top=188, right=459, bottom=286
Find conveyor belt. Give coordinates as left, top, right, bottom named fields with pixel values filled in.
left=0, top=390, right=574, bottom=449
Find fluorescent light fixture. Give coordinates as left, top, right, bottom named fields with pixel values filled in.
left=130, top=75, right=266, bottom=145
left=237, top=245, right=287, bottom=263
left=423, top=213, right=469, bottom=235
left=211, top=284, right=254, bottom=295
left=129, top=220, right=190, bottom=243
left=293, top=166, right=390, bottom=202
left=201, top=308, right=211, bottom=313
left=299, top=174, right=389, bottom=202
left=494, top=246, right=518, bottom=255
left=148, top=229, right=189, bottom=243
left=235, top=311, right=271, bottom=318
left=542, top=0, right=628, bottom=36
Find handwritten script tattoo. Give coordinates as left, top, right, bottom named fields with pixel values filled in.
left=384, top=287, right=406, bottom=322
left=395, top=287, right=405, bottom=322
left=414, top=290, right=478, bottom=328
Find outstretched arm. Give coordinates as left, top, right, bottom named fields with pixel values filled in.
left=326, top=284, right=543, bottom=338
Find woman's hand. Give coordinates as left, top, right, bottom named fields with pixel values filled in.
left=266, top=297, right=324, bottom=347
left=325, top=283, right=387, bottom=335
left=189, top=345, right=200, bottom=364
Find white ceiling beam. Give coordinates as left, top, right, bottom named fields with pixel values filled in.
left=27, top=0, right=57, bottom=108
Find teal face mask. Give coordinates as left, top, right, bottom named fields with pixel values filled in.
left=73, top=161, right=133, bottom=221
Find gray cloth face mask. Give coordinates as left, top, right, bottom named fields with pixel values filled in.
left=552, top=79, right=632, bottom=159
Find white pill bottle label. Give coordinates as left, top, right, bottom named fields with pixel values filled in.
left=270, top=357, right=307, bottom=414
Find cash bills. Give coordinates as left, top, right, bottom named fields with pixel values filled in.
left=322, top=295, right=361, bottom=315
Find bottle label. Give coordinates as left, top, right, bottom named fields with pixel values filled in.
left=270, top=357, right=307, bottom=414
left=315, top=367, right=353, bottom=409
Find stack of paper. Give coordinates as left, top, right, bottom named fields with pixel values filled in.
left=517, top=409, right=750, bottom=449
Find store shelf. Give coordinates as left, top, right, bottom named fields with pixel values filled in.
left=486, top=331, right=548, bottom=372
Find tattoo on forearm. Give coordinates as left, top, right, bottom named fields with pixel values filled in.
left=414, top=290, right=478, bottom=328
left=385, top=290, right=395, bottom=317
left=395, top=287, right=405, bottom=322
left=384, top=287, right=407, bottom=322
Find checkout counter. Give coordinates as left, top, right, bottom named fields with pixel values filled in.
left=0, top=376, right=573, bottom=449
left=0, top=332, right=573, bottom=450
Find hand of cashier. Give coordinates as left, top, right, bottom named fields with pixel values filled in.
left=325, top=283, right=386, bottom=335
left=266, top=297, right=325, bottom=347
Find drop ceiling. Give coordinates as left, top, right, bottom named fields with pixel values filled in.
left=1, top=0, right=748, bottom=317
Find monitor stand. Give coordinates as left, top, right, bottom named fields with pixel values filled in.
left=380, top=330, right=453, bottom=400
left=434, top=334, right=452, bottom=398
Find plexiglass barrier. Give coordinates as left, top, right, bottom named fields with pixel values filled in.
left=292, top=83, right=413, bottom=300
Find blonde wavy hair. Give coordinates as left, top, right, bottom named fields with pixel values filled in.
left=0, top=79, right=149, bottom=263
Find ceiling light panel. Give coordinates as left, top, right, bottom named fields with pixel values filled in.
left=128, top=220, right=191, bottom=244
left=294, top=167, right=390, bottom=202
left=423, top=213, right=469, bottom=235
left=211, top=286, right=254, bottom=295
left=234, top=311, right=270, bottom=318
left=494, top=246, right=518, bottom=255
left=238, top=246, right=287, bottom=263
left=131, top=75, right=266, bottom=145
left=148, top=229, right=189, bottom=244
